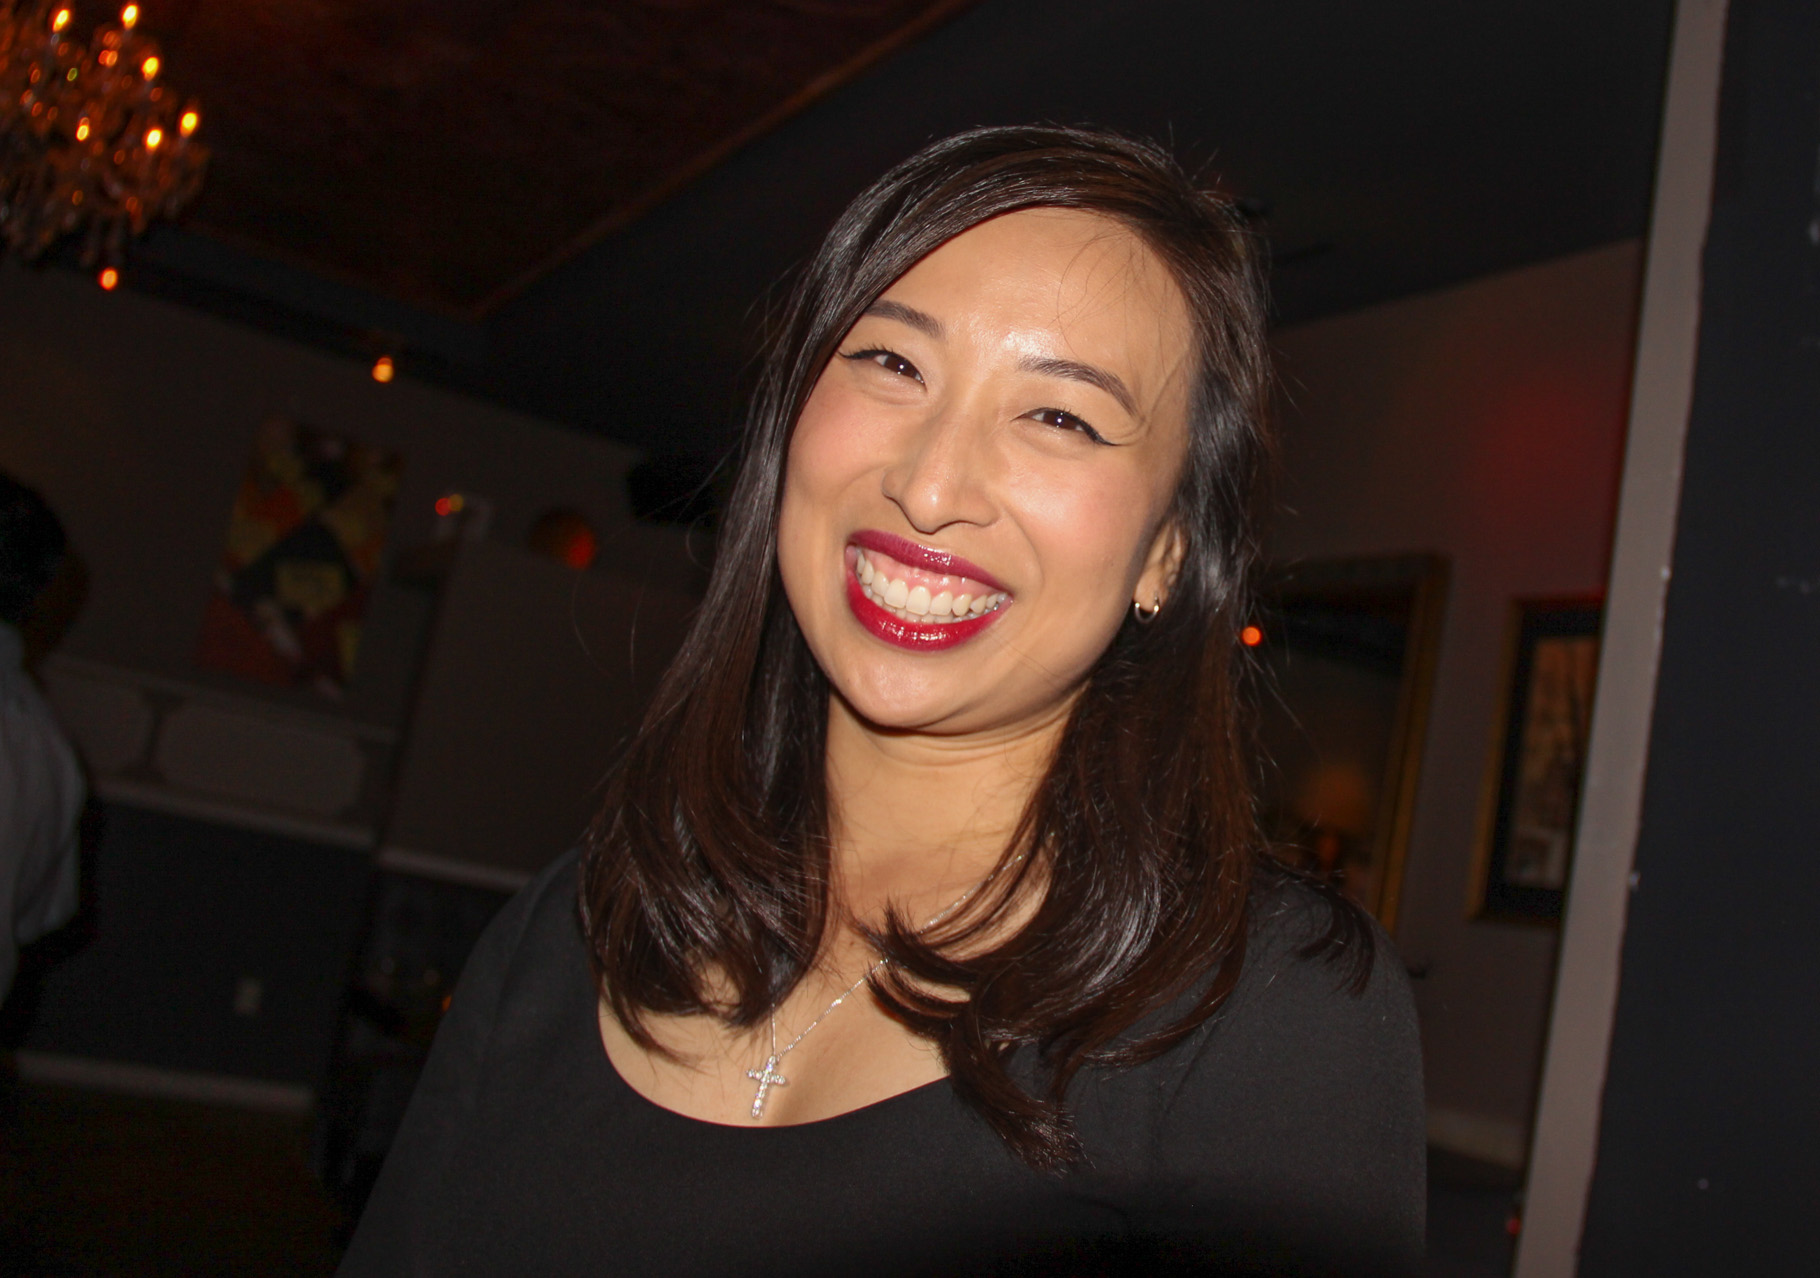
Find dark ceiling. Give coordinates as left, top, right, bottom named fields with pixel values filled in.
left=113, top=0, right=1675, bottom=459
left=128, top=0, right=974, bottom=312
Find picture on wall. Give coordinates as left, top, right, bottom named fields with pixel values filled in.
left=1254, top=554, right=1450, bottom=933
left=1472, top=598, right=1603, bottom=922
left=196, top=416, right=403, bottom=697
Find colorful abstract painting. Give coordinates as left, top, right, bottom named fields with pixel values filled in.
left=196, top=417, right=402, bottom=696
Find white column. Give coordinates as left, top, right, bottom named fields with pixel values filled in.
left=1512, top=1, right=1729, bottom=1273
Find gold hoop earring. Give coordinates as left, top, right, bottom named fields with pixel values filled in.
left=1132, top=594, right=1161, bottom=625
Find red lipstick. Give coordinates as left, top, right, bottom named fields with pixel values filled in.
left=846, top=572, right=1002, bottom=652
left=849, top=530, right=1008, bottom=593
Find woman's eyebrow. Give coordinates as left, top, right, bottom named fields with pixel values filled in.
left=1018, top=355, right=1137, bottom=416
left=862, top=299, right=943, bottom=338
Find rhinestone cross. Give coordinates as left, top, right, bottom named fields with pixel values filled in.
left=746, top=1054, right=788, bottom=1119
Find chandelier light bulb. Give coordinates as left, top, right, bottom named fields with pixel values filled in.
left=98, top=267, right=119, bottom=290
left=52, top=9, right=71, bottom=32
left=142, top=55, right=159, bottom=79
left=180, top=110, right=199, bottom=136
left=372, top=356, right=397, bottom=383
left=75, top=119, right=90, bottom=141
left=144, top=127, right=163, bottom=149
left=122, top=5, right=140, bottom=27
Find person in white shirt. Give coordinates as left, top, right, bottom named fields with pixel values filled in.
left=0, top=474, right=83, bottom=1004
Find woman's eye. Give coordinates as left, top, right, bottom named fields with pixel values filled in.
left=842, top=348, right=923, bottom=382
left=1029, top=408, right=1108, bottom=444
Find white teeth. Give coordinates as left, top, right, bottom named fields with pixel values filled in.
left=852, top=552, right=1008, bottom=625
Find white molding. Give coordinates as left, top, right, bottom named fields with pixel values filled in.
left=13, top=1051, right=315, bottom=1115
left=1514, top=2, right=1729, bottom=1274
left=94, top=776, right=378, bottom=850
left=377, top=845, right=533, bottom=893
left=1428, top=1107, right=1529, bottom=1172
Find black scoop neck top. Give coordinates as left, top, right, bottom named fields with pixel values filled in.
left=339, top=852, right=1424, bottom=1276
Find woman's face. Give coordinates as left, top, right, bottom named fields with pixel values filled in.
left=777, top=208, right=1195, bottom=737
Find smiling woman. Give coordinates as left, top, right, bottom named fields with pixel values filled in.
left=340, top=127, right=1425, bottom=1277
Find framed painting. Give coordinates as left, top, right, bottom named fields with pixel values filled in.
left=1253, top=554, right=1450, bottom=933
left=196, top=416, right=403, bottom=698
left=1470, top=598, right=1603, bottom=922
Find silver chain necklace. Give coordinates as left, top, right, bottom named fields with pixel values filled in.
left=744, top=854, right=1021, bottom=1121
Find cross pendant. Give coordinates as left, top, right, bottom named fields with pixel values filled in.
left=746, top=1054, right=788, bottom=1120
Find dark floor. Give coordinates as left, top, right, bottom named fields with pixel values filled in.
left=1425, top=1149, right=1522, bottom=1278
left=0, top=1080, right=346, bottom=1277
left=0, top=1079, right=1520, bottom=1276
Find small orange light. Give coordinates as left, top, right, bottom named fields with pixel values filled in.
left=144, top=127, right=162, bottom=149
left=371, top=355, right=396, bottom=383
left=52, top=9, right=71, bottom=32
left=141, top=55, right=159, bottom=79
left=75, top=118, right=90, bottom=140
left=1240, top=624, right=1264, bottom=647
left=121, top=4, right=140, bottom=27
left=98, top=267, right=119, bottom=291
left=179, top=109, right=198, bottom=135
left=561, top=528, right=599, bottom=571
left=434, top=494, right=465, bottom=517
left=98, top=49, right=117, bottom=67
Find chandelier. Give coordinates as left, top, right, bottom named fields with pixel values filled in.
left=0, top=1, right=206, bottom=278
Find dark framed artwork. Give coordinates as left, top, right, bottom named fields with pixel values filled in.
left=1471, top=598, right=1603, bottom=922
left=1254, top=554, right=1450, bottom=933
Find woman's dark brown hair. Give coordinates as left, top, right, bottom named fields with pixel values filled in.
left=581, top=125, right=1289, bottom=1170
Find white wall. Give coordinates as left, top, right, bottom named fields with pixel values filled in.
left=0, top=259, right=699, bottom=856
left=0, top=259, right=690, bottom=734
left=1273, top=240, right=1644, bottom=1163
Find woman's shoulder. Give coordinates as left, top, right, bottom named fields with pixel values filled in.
left=1206, top=863, right=1419, bottom=1065
left=1111, top=865, right=1426, bottom=1274
left=440, top=844, right=582, bottom=1026
left=1243, top=863, right=1393, bottom=990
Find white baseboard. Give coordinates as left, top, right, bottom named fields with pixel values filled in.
left=12, top=1051, right=315, bottom=1115
left=1427, top=1105, right=1529, bottom=1170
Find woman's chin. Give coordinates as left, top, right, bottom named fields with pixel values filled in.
left=831, top=680, right=967, bottom=736
left=827, top=663, right=1074, bottom=743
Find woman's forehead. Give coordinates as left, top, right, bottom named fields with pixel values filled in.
left=872, top=209, right=1195, bottom=424
left=887, top=209, right=1183, bottom=321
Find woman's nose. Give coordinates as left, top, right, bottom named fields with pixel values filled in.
left=879, top=402, right=999, bottom=534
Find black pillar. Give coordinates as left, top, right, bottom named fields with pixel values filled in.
left=1579, top=0, right=1820, bottom=1270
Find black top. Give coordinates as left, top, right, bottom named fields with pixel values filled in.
left=340, top=853, right=1425, bottom=1276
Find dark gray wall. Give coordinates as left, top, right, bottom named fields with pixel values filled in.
left=11, top=805, right=368, bottom=1085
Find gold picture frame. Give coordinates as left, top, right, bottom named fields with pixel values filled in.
left=1255, top=554, right=1450, bottom=934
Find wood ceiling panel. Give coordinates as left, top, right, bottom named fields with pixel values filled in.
left=123, top=0, right=972, bottom=313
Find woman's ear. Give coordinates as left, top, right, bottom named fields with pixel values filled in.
left=1135, top=520, right=1186, bottom=612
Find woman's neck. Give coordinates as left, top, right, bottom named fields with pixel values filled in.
left=823, top=693, right=1069, bottom=925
